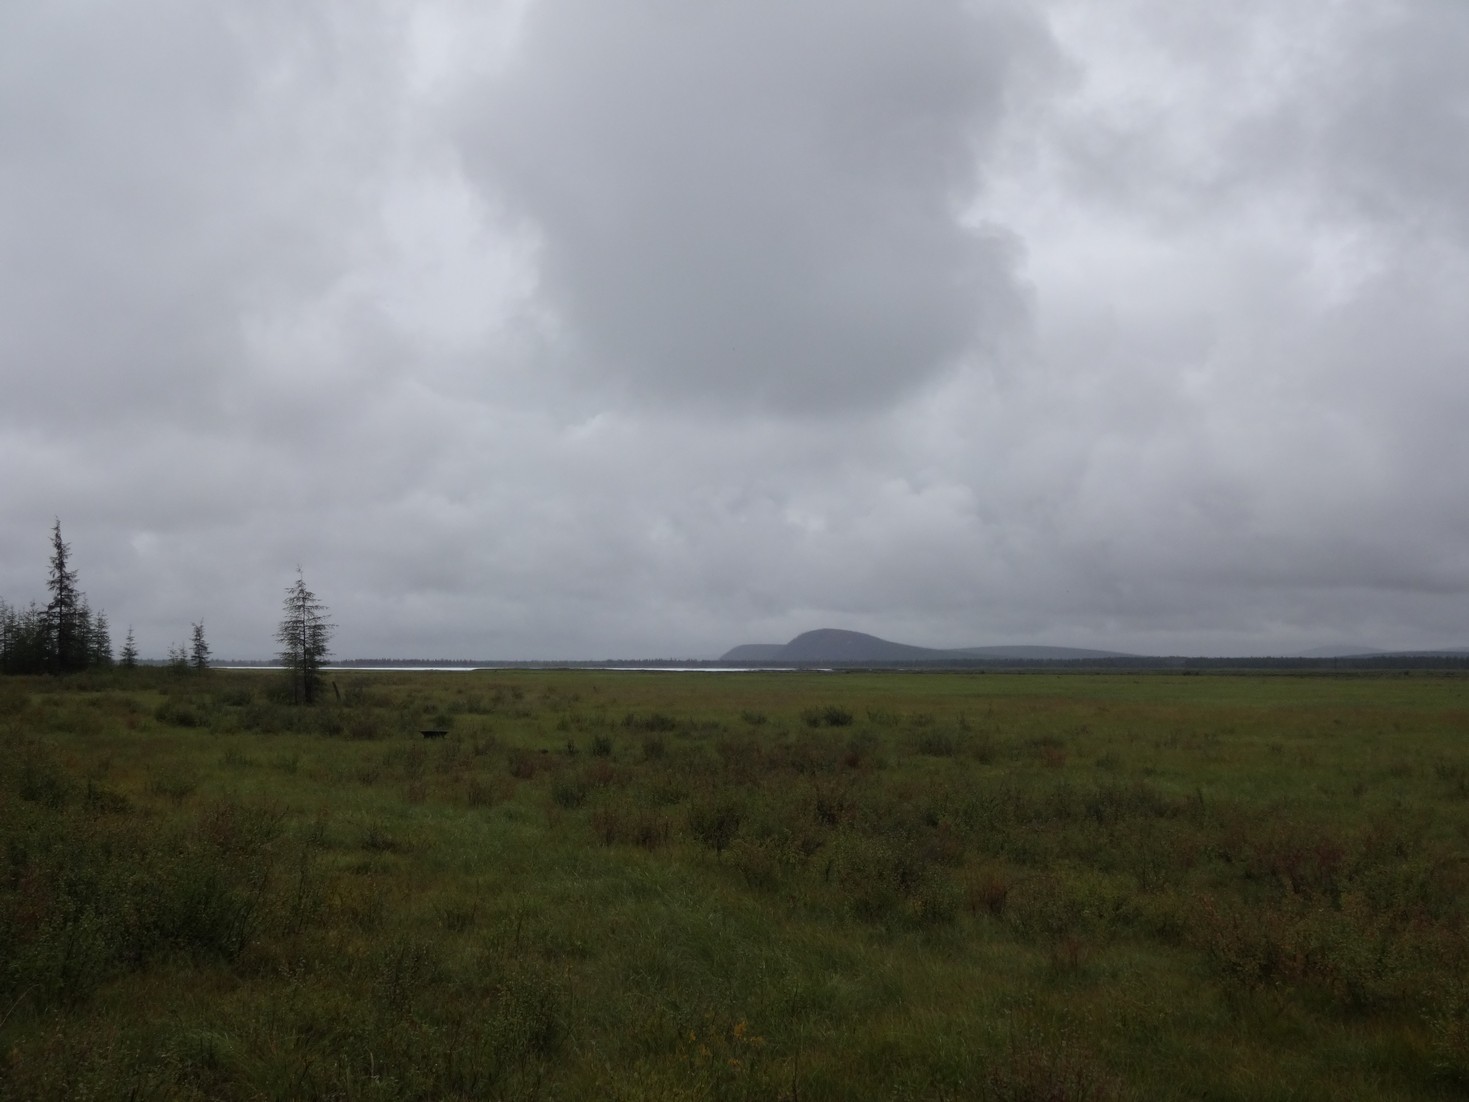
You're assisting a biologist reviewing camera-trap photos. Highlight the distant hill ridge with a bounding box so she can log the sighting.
[719,628,1132,664]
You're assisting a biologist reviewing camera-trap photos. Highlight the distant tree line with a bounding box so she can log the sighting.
[2,522,337,706]
[0,520,212,677]
[1,521,113,675]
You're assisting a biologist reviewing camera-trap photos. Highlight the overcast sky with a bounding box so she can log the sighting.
[3,1,1468,660]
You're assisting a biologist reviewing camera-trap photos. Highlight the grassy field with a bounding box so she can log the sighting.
[2,667,1467,1100]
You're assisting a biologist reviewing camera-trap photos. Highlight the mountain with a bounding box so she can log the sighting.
[718,628,1133,664]
[779,629,939,663]
[720,643,789,662]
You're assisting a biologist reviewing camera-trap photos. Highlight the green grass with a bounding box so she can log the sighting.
[2,667,1468,1099]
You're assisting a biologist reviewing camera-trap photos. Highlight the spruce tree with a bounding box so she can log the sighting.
[276,570,333,704]
[120,627,139,669]
[46,519,84,673]
[190,621,210,672]
[89,609,113,667]
[0,600,11,674]
[0,600,13,674]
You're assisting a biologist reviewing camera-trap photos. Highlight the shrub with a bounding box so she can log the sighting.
[830,834,906,921]
[729,837,783,890]
[590,806,627,845]
[197,799,284,853]
[18,751,71,809]
[801,705,854,728]
[154,699,208,729]
[83,780,131,815]
[146,848,271,963]
[970,733,998,763]
[687,798,744,856]
[486,961,567,1070]
[148,772,199,804]
[985,1033,1118,1102]
[632,811,669,850]
[623,712,679,732]
[360,821,401,852]
[1431,992,1469,1087]
[966,870,1012,917]
[346,713,386,740]
[372,935,444,1012]
[1433,760,1469,799]
[0,683,29,717]
[551,777,588,809]
[915,730,958,757]
[909,874,960,927]
[464,778,497,807]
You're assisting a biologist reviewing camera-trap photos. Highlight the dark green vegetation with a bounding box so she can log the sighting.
[3,669,1467,1099]
[1,521,114,676]
[1,520,220,679]
[276,572,334,705]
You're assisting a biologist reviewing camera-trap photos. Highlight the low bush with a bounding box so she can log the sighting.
[154,699,208,729]
[915,730,958,757]
[551,777,588,809]
[687,797,744,856]
[801,705,854,728]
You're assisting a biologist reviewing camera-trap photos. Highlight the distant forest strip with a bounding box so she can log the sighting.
[325,655,1469,672]
[2,520,121,676]
[1,520,207,676]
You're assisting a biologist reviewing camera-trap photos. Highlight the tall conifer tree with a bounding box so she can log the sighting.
[190,621,210,672]
[276,570,333,704]
[120,626,139,669]
[46,519,84,674]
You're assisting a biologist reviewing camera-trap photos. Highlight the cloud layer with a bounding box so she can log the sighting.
[468,0,1049,413]
[2,1,1467,659]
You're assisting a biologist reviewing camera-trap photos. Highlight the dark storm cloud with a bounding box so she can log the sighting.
[464,0,1054,413]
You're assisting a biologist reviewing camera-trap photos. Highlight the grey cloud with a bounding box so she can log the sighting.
[965,0,1469,638]
[4,0,1469,663]
[1310,3,1469,235]
[462,0,1055,414]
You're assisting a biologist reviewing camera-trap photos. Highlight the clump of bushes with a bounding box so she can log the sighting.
[687,798,744,856]
[915,730,958,757]
[551,777,589,809]
[623,711,679,732]
[801,705,854,728]
[154,698,209,728]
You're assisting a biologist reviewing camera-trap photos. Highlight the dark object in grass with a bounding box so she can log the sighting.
[421,729,449,740]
